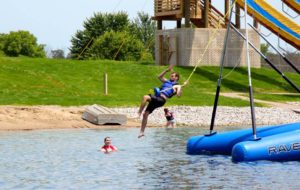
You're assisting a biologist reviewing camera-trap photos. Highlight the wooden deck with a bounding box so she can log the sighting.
[82,104,127,125]
[153,0,226,28]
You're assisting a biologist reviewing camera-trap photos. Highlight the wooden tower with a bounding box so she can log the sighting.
[152,0,239,29]
[152,0,260,68]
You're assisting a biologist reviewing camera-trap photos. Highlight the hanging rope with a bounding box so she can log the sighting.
[113,37,127,60]
[221,55,242,79]
[77,38,94,59]
[141,0,149,12]
[112,0,123,12]
[184,0,239,84]
[139,36,155,60]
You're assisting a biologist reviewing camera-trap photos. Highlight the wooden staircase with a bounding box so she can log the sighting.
[192,0,226,28]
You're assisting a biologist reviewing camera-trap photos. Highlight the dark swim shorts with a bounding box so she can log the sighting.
[145,94,166,114]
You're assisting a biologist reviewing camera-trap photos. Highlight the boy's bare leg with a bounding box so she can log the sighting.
[138,95,151,117]
[138,111,150,138]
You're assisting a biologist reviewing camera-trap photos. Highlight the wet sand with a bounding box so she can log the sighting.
[0,105,299,131]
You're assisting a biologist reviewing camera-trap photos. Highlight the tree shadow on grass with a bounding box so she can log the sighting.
[236,68,297,92]
[179,66,248,92]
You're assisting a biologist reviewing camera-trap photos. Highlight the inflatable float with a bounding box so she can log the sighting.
[187,122,300,162]
[185,0,300,162]
[232,130,300,162]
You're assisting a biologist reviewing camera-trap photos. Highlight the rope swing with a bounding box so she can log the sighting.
[184,0,239,85]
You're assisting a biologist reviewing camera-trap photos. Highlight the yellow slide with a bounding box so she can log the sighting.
[283,0,300,14]
[236,0,300,50]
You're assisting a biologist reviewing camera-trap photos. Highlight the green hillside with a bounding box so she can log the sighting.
[0,56,299,107]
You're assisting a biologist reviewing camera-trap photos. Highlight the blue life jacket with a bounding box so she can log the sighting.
[160,80,178,98]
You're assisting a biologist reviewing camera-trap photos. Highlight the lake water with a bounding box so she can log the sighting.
[0,127,299,190]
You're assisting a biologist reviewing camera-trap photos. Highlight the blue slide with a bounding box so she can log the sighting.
[236,0,300,49]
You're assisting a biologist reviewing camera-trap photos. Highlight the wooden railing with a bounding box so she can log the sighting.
[154,0,226,28]
[190,0,202,18]
[199,0,226,28]
[154,0,182,17]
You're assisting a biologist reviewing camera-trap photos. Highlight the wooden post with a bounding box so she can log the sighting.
[204,0,209,28]
[184,0,191,27]
[159,35,164,65]
[253,19,258,28]
[235,4,241,29]
[225,0,229,24]
[103,73,108,95]
[177,19,182,28]
[157,20,162,30]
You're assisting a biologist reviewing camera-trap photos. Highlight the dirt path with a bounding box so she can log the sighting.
[221,92,300,114]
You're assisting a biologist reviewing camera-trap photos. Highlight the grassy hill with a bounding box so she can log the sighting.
[0,56,299,107]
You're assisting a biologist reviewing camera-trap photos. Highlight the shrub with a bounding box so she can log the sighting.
[1,30,45,57]
[89,31,144,61]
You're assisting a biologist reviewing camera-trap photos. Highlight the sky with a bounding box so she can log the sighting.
[0,0,153,53]
[0,0,299,54]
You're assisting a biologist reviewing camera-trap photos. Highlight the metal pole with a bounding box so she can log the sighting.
[244,0,257,140]
[207,0,234,135]
[248,24,300,74]
[230,24,300,93]
[104,73,108,95]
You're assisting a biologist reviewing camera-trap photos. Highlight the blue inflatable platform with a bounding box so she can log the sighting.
[232,130,300,162]
[187,122,300,162]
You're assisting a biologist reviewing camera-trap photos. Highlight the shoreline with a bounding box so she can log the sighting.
[0,105,299,131]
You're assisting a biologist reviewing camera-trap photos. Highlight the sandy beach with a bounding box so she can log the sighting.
[0,105,140,131]
[0,105,299,130]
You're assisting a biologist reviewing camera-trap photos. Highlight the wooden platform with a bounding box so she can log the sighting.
[293,109,300,114]
[82,104,127,125]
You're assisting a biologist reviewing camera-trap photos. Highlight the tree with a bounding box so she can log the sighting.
[1,30,45,57]
[69,12,130,59]
[260,43,270,55]
[0,33,5,56]
[89,31,144,61]
[130,12,156,59]
[51,49,65,59]
[69,30,89,59]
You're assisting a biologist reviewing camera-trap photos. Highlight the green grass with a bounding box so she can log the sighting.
[0,56,299,107]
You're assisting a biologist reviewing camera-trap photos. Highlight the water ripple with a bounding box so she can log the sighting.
[0,128,300,189]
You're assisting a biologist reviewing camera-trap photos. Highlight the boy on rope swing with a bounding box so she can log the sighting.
[138,65,188,138]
